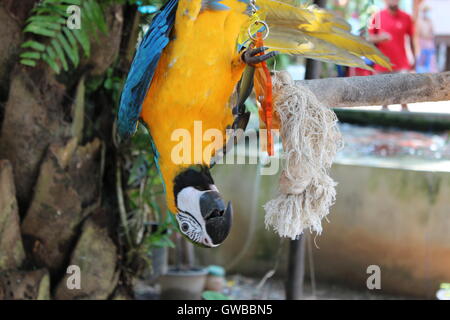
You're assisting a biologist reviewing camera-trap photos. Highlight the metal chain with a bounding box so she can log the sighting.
[249,0,257,15]
[247,0,270,41]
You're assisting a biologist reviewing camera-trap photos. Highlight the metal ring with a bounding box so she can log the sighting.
[248,20,270,41]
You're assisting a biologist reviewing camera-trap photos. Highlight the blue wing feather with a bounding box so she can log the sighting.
[202,0,230,11]
[118,0,178,139]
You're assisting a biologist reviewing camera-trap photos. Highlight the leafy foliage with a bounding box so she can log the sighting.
[20,0,168,73]
[121,124,177,274]
[126,125,176,244]
[358,0,377,35]
[20,0,108,73]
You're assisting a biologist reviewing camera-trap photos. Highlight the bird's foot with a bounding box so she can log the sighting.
[241,46,278,67]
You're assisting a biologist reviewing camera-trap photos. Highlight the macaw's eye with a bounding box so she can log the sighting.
[181,223,189,232]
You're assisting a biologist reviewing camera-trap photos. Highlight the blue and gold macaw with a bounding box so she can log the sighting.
[118,0,390,247]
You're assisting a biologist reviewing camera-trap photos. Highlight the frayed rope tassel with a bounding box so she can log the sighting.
[264,71,343,240]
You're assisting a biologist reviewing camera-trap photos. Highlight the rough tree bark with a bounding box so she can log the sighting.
[297,72,450,107]
[0,1,134,300]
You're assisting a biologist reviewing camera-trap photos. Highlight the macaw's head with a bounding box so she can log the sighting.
[173,166,233,248]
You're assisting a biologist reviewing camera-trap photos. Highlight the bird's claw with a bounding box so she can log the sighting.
[231,111,250,131]
[242,46,278,67]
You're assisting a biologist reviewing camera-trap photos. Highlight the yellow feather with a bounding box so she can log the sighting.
[301,4,352,32]
[247,0,391,70]
[257,0,315,25]
[306,29,390,69]
[266,27,374,69]
[238,13,264,47]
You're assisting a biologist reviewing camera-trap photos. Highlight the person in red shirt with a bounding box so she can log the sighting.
[368,0,415,111]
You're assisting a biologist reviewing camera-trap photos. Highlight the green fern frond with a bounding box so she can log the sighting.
[20,59,38,67]
[57,31,80,66]
[20,52,41,60]
[42,53,61,73]
[73,28,91,56]
[20,0,108,74]
[21,41,46,52]
[51,38,69,71]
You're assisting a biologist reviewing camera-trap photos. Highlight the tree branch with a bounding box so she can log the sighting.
[296,72,450,108]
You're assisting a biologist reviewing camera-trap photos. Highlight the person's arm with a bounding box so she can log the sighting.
[409,36,416,68]
[368,32,391,44]
[407,15,416,69]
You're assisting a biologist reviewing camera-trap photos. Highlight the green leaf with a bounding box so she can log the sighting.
[20,0,113,73]
[42,53,61,74]
[51,39,68,71]
[86,75,105,92]
[21,41,46,52]
[33,6,70,17]
[57,32,79,66]
[27,15,66,25]
[20,59,37,67]
[20,51,41,60]
[32,4,69,16]
[46,45,57,59]
[80,2,98,38]
[62,27,79,57]
[30,21,61,33]
[72,29,90,56]
[104,78,113,90]
[24,24,56,37]
[87,0,108,33]
[61,0,82,5]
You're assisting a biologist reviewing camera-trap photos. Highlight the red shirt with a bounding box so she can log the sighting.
[369,9,414,72]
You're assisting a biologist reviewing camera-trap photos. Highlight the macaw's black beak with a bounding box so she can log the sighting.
[199,191,233,246]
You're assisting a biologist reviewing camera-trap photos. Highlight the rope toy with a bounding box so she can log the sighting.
[263,71,343,239]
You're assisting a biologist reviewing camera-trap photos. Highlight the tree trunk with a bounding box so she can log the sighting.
[0,1,134,299]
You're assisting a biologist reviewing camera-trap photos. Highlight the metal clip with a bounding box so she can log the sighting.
[247,20,270,41]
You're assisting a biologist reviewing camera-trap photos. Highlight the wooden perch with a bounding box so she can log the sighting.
[296,72,450,108]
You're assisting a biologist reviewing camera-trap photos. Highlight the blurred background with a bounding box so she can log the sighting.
[0,0,449,300]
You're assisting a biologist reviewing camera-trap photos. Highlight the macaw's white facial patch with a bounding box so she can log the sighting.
[176,210,203,244]
[176,187,205,220]
[176,186,217,246]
